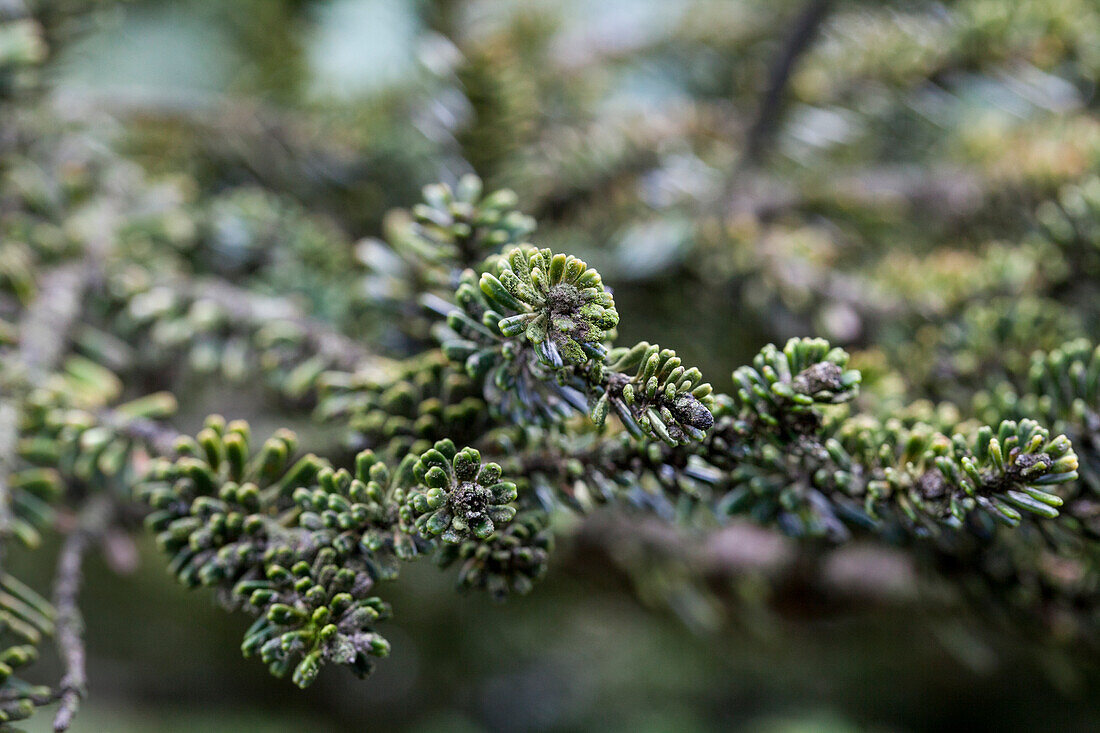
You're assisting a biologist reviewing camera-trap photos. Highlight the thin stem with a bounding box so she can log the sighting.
[0,402,16,547]
[50,495,113,733]
[741,0,833,166]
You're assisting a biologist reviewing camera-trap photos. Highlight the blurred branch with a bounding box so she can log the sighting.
[742,0,833,165]
[1,208,114,554]
[170,277,383,374]
[16,262,93,378]
[59,89,378,196]
[728,165,987,221]
[0,0,27,22]
[51,494,112,732]
[98,411,182,459]
[0,403,15,549]
[576,513,920,606]
[0,263,87,545]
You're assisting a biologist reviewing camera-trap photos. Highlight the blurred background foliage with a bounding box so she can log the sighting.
[5,0,1100,730]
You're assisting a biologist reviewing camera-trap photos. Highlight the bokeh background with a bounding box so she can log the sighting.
[7,0,1100,730]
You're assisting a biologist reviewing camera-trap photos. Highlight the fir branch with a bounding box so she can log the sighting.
[0,262,86,545]
[0,401,15,550]
[1,232,111,552]
[95,270,390,408]
[741,0,834,165]
[15,261,92,376]
[130,419,529,686]
[51,494,112,733]
[168,277,378,375]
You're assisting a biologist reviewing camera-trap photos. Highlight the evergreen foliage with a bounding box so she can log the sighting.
[1,0,1100,729]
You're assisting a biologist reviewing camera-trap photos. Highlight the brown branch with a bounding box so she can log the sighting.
[50,494,112,732]
[0,401,16,546]
[741,0,833,165]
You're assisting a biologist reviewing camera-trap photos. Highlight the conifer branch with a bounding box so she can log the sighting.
[51,494,112,733]
[3,169,1089,706]
[742,0,833,165]
[1,222,112,555]
[169,277,379,374]
[4,2,1100,714]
